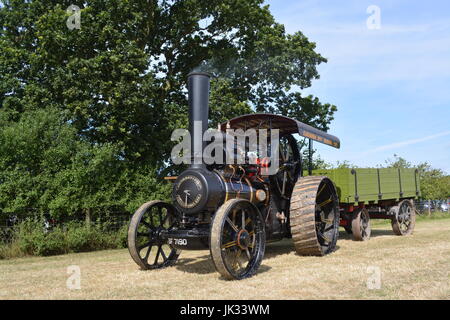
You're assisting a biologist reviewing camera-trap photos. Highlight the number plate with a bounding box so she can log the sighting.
[168,238,188,246]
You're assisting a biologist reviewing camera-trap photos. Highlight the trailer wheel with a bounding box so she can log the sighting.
[128,201,181,270]
[210,199,265,280]
[392,200,416,236]
[290,176,340,256]
[352,208,371,241]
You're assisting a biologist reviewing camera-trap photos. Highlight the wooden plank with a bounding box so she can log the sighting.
[307,168,420,204]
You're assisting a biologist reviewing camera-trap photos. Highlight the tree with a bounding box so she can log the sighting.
[384,154,412,169]
[0,107,169,219]
[416,163,449,200]
[301,149,332,171]
[0,0,336,163]
[384,155,449,200]
[0,1,338,217]
[334,160,357,169]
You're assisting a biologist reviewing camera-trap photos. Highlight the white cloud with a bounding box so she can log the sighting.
[302,20,450,36]
[267,0,450,173]
[271,1,450,85]
[368,131,450,152]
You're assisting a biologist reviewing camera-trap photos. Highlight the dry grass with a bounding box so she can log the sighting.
[0,218,449,300]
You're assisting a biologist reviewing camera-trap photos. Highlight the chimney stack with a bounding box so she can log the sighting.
[187,72,211,168]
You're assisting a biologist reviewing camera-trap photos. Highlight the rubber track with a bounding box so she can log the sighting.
[290,176,325,256]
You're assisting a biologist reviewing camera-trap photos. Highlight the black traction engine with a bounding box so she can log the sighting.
[128,72,341,280]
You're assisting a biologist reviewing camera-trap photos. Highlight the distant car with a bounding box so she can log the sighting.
[422,202,432,210]
[440,202,449,211]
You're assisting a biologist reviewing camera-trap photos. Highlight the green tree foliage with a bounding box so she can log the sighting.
[418,165,450,200]
[0,1,337,218]
[0,108,169,218]
[0,0,336,160]
[301,148,332,171]
[333,160,357,169]
[384,155,412,169]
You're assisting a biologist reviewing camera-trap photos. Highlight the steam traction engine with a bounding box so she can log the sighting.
[127,72,341,280]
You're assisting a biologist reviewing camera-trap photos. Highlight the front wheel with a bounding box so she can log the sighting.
[210,199,266,280]
[128,201,181,270]
[352,208,371,241]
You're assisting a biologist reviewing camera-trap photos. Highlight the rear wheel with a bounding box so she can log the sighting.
[352,208,371,241]
[128,201,181,270]
[392,200,416,236]
[290,176,340,256]
[210,199,265,280]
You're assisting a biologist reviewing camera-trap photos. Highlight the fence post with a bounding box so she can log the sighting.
[428,200,431,216]
[85,208,91,228]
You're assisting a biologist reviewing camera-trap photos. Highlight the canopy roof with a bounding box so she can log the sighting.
[220,113,340,149]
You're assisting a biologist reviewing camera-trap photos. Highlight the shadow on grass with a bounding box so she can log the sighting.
[174,237,346,275]
[264,238,342,258]
[264,240,294,259]
[217,265,272,280]
[175,253,273,276]
[338,228,396,241]
[176,254,215,274]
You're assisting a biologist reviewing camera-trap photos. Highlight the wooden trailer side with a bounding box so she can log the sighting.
[308,168,420,204]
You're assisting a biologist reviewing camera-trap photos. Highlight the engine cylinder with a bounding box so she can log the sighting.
[172,168,266,215]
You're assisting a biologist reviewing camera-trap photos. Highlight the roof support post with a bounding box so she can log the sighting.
[308,139,313,176]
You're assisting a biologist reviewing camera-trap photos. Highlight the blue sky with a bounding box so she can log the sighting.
[265,0,450,173]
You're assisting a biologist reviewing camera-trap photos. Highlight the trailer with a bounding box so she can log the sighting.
[310,168,420,240]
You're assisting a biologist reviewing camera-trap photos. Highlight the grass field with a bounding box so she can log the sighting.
[0,217,449,300]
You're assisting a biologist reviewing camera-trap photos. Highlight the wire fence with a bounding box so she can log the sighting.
[0,213,131,244]
[0,227,14,244]
[414,200,450,215]
[1,201,448,243]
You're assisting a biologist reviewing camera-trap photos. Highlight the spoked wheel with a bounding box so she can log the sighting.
[392,200,416,236]
[128,200,181,270]
[290,176,340,256]
[210,199,266,280]
[352,208,371,241]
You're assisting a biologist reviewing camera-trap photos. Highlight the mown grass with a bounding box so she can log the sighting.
[0,215,448,300]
